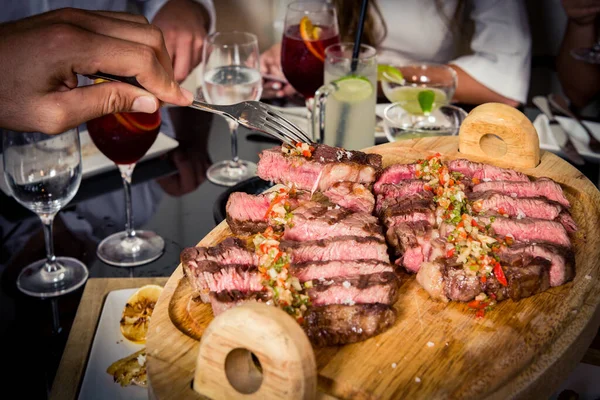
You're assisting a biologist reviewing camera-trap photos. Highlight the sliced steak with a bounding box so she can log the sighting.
[185,263,263,302]
[416,262,448,302]
[443,264,481,302]
[280,236,390,264]
[556,211,578,233]
[209,291,271,316]
[307,273,399,306]
[374,163,418,193]
[180,237,256,267]
[497,243,575,287]
[448,159,529,182]
[257,146,382,192]
[472,178,570,208]
[285,204,384,242]
[376,180,427,202]
[386,222,433,273]
[290,260,395,282]
[304,304,397,347]
[226,192,270,234]
[379,196,436,227]
[323,182,375,213]
[484,263,551,301]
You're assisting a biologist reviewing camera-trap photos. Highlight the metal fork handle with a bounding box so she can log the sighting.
[189,100,234,120]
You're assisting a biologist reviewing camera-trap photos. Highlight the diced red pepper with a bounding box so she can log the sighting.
[467,300,489,309]
[489,293,497,300]
[498,207,506,215]
[448,179,455,187]
[472,177,481,185]
[302,150,311,157]
[494,262,508,286]
[457,221,464,228]
[446,248,455,258]
[480,275,487,283]
[471,220,478,227]
[505,236,514,246]
[424,184,432,191]
[475,309,485,319]
[297,316,305,324]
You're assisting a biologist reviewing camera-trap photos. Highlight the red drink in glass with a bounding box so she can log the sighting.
[86,111,161,165]
[281,24,340,99]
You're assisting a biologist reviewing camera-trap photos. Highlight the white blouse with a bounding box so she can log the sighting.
[376,0,531,103]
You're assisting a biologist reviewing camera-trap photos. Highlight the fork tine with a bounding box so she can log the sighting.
[259,123,295,147]
[259,104,313,143]
[265,113,312,145]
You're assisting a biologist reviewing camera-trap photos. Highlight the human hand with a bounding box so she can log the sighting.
[153,0,209,83]
[260,43,297,99]
[0,8,193,135]
[561,0,600,25]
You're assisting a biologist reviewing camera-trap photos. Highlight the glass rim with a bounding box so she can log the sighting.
[206,31,258,46]
[325,42,377,61]
[395,62,458,81]
[287,0,336,13]
[383,101,468,120]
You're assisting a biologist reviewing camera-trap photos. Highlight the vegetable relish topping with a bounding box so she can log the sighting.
[253,227,310,323]
[264,187,294,227]
[281,142,314,158]
[415,154,511,318]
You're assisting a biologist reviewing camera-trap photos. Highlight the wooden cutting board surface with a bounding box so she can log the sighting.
[146,135,600,400]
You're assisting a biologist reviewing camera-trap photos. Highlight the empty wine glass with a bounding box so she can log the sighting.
[201,31,263,186]
[2,128,88,300]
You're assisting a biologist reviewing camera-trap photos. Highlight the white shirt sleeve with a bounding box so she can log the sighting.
[141,0,216,33]
[449,0,531,104]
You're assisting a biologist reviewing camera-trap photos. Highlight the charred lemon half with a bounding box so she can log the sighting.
[120,285,163,344]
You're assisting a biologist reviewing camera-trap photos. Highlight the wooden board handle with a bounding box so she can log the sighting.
[458,103,540,169]
[193,302,317,399]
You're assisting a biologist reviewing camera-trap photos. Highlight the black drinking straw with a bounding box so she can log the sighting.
[351,0,369,73]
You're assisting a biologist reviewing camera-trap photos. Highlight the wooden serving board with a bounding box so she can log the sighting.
[147,107,600,399]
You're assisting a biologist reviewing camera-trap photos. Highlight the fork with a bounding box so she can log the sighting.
[548,93,600,153]
[86,73,313,147]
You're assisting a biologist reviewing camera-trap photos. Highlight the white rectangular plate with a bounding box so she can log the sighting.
[0,130,179,197]
[78,288,148,400]
[533,114,600,162]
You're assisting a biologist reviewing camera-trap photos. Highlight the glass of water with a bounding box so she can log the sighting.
[2,128,88,298]
[313,43,377,150]
[201,31,263,186]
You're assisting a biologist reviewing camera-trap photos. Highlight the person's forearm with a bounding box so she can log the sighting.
[448,65,521,108]
[556,19,600,109]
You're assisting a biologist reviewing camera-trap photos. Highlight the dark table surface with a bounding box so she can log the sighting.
[1,101,599,398]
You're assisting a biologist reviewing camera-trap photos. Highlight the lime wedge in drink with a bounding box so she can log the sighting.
[377,64,405,84]
[385,87,447,114]
[332,75,374,103]
[418,90,436,115]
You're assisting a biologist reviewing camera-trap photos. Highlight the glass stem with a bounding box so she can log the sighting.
[51,298,62,335]
[118,164,136,238]
[227,119,240,167]
[305,97,315,141]
[40,213,58,272]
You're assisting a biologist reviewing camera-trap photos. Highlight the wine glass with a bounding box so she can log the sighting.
[281,1,340,139]
[2,128,89,300]
[571,38,600,64]
[86,102,164,267]
[201,31,263,186]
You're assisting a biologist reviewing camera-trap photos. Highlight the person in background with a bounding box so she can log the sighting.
[261,0,532,108]
[556,0,600,110]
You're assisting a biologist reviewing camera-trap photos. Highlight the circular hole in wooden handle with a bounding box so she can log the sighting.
[225,348,264,394]
[479,133,508,158]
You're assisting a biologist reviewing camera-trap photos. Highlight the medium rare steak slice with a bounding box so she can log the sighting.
[472,178,570,208]
[185,263,263,302]
[379,196,436,227]
[307,273,399,306]
[285,204,383,241]
[386,222,434,273]
[497,243,575,287]
[290,260,394,282]
[483,263,551,301]
[257,145,382,192]
[439,216,571,248]
[323,182,375,213]
[226,192,270,234]
[448,159,529,182]
[304,303,397,347]
[209,291,271,316]
[374,163,418,193]
[280,236,390,264]
[376,180,428,202]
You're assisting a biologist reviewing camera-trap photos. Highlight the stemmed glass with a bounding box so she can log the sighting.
[201,31,263,186]
[3,128,89,330]
[86,97,164,267]
[281,1,340,139]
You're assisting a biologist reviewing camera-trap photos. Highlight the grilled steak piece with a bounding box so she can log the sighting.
[376,180,427,202]
[448,159,529,182]
[374,163,418,193]
[443,264,481,302]
[209,291,271,316]
[304,303,397,347]
[386,222,433,273]
[290,260,395,282]
[285,203,384,242]
[472,178,570,208]
[226,192,270,234]
[323,182,375,213]
[257,145,382,192]
[483,263,551,301]
[416,262,448,302]
[307,273,399,306]
[379,196,436,227]
[497,243,575,287]
[556,211,578,233]
[280,236,390,264]
[180,237,256,267]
